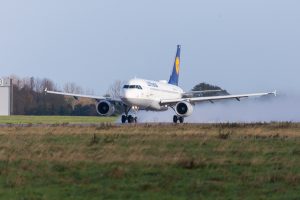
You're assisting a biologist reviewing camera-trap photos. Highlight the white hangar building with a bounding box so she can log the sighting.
[0,78,13,116]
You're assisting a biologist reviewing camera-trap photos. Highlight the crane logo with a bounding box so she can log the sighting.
[175,57,180,74]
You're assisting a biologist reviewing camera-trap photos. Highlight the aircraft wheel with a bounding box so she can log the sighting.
[134,117,137,123]
[121,115,127,123]
[128,115,134,123]
[173,115,178,123]
[179,116,184,123]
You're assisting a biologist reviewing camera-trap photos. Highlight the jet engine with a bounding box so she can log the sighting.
[175,101,194,117]
[96,100,115,116]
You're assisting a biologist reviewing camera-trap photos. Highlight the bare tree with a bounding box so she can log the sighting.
[34,78,44,93]
[10,74,22,89]
[63,82,83,94]
[85,88,94,95]
[41,78,55,91]
[107,80,125,99]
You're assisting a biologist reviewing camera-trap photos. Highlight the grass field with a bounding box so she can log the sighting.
[0,115,117,124]
[0,122,300,199]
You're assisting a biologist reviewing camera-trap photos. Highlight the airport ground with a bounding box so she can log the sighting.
[0,116,300,199]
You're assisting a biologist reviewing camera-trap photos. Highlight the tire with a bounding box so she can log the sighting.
[128,115,133,123]
[179,116,184,123]
[173,115,178,123]
[121,115,127,123]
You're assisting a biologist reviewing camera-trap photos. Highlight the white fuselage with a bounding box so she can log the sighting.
[120,78,183,111]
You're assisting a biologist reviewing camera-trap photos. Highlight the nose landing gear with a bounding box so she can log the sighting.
[121,114,137,123]
[121,105,138,124]
[173,115,184,123]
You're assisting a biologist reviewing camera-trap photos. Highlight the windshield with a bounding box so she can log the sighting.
[123,85,142,89]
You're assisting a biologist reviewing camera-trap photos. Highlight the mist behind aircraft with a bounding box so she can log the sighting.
[134,93,300,123]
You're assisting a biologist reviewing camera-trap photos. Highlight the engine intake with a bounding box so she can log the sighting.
[96,100,115,116]
[175,101,193,117]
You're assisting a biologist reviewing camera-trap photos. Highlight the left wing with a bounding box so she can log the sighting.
[45,88,122,102]
[161,91,276,105]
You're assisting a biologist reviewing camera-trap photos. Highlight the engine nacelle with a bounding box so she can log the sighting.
[175,101,194,117]
[96,100,115,116]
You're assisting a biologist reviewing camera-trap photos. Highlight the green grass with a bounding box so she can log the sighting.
[0,115,117,124]
[0,124,300,199]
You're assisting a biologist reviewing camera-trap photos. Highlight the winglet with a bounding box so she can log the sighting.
[269,90,277,96]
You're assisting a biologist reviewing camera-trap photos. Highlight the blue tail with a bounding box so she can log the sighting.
[168,45,181,86]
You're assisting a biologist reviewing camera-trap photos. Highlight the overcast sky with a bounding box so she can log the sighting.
[0,0,299,95]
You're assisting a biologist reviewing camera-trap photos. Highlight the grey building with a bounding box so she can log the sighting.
[0,78,13,116]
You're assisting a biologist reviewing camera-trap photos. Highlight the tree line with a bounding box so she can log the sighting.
[11,76,97,116]
[192,82,229,96]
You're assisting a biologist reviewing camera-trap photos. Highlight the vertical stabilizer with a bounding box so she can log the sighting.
[168,45,181,86]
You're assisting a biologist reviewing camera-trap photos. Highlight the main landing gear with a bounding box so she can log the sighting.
[121,114,137,123]
[121,105,137,124]
[173,115,184,123]
[170,106,184,124]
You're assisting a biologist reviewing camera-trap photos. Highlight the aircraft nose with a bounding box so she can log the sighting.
[123,90,135,99]
[121,88,141,101]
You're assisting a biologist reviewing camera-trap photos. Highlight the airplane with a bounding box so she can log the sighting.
[45,45,276,123]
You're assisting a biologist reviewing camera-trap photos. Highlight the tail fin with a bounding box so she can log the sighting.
[168,45,181,86]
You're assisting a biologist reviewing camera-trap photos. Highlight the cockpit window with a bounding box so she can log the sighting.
[123,85,142,90]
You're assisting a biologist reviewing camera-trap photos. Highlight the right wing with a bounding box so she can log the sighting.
[45,88,122,102]
[161,91,276,105]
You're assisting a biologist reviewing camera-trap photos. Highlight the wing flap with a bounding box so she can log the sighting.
[182,89,224,97]
[183,89,223,94]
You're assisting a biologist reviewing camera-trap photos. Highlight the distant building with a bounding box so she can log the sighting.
[0,78,13,116]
